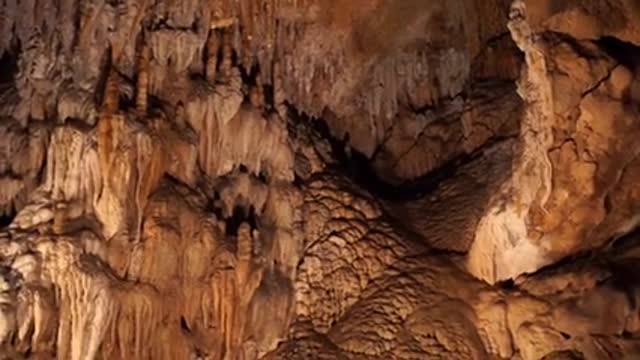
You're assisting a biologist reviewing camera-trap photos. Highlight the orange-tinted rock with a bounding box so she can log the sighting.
[1,0,640,359]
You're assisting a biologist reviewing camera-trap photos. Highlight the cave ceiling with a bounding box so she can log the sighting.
[1,0,640,359]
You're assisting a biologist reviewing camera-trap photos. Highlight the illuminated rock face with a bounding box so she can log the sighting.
[1,0,640,359]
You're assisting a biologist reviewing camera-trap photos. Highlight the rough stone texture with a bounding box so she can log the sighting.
[468,0,640,283]
[1,0,640,359]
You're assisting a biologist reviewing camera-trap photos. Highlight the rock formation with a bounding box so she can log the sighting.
[1,0,640,359]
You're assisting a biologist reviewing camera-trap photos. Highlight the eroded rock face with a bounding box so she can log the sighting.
[468,0,640,284]
[1,0,640,359]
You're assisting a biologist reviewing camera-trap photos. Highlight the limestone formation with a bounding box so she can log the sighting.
[1,0,640,359]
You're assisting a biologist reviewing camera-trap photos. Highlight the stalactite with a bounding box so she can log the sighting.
[34,239,116,360]
[206,31,220,83]
[136,40,151,116]
[220,29,234,80]
[97,51,120,175]
[104,284,165,360]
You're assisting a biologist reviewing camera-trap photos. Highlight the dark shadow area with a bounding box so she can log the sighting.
[610,225,640,251]
[497,278,515,291]
[180,316,192,334]
[0,204,16,228]
[225,204,258,237]
[0,50,18,85]
[520,226,640,284]
[596,36,640,69]
[288,103,515,202]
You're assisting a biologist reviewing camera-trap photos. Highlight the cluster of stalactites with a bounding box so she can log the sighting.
[1,0,477,152]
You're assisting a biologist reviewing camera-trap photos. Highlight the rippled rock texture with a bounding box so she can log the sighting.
[1,0,640,359]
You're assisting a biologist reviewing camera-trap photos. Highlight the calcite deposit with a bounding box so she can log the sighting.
[1,0,640,359]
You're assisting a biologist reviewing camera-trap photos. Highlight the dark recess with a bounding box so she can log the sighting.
[180,316,191,333]
[0,202,16,228]
[0,213,14,228]
[0,48,19,85]
[225,205,258,237]
[596,36,640,65]
[288,104,513,202]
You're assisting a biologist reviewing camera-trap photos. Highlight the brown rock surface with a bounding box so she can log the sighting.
[1,0,640,359]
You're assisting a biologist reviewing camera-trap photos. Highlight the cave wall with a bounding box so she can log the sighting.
[1,0,640,359]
